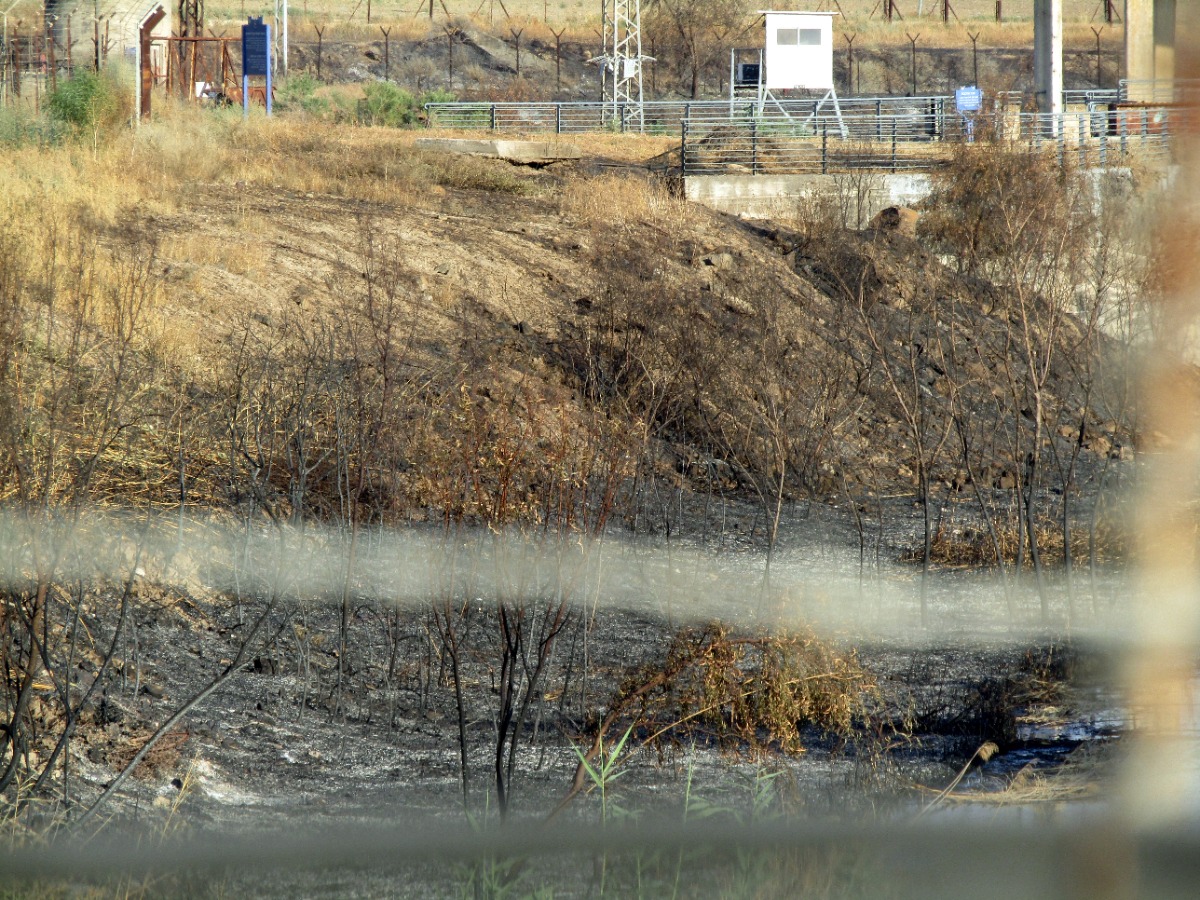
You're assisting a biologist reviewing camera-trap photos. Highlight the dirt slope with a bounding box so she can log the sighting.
[144,140,1128,523]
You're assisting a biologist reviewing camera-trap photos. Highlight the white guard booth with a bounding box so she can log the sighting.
[762,10,835,91]
[756,10,845,136]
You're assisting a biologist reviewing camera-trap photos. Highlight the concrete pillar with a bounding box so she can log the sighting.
[1154,0,1176,89]
[1033,0,1062,115]
[1125,0,1178,101]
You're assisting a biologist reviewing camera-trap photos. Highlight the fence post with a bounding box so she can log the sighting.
[555,102,561,134]
[1100,125,1107,167]
[821,121,828,174]
[751,118,758,174]
[1078,113,1086,169]
[681,120,688,177]
[891,120,898,172]
[876,99,883,142]
[620,102,627,133]
[490,103,497,132]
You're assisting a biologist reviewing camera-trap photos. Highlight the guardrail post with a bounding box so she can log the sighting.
[1078,114,1087,169]
[751,119,759,174]
[555,103,562,134]
[681,120,688,177]
[821,122,828,174]
[490,103,497,132]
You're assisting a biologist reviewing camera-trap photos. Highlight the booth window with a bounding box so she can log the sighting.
[775,28,822,46]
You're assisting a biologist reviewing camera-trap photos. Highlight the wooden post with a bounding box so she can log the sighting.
[844,33,856,95]
[315,24,324,80]
[381,25,390,81]
[551,27,564,95]
[46,21,57,93]
[511,27,522,78]
[906,32,920,95]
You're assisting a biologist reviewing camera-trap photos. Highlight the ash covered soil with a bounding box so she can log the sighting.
[66,497,1122,839]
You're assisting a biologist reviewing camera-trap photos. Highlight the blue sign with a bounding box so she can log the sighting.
[955,86,983,113]
[242,17,270,77]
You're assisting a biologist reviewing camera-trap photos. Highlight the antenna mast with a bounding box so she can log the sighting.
[597,0,646,129]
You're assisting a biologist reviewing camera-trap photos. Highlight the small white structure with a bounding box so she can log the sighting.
[761,10,835,92]
[732,11,845,135]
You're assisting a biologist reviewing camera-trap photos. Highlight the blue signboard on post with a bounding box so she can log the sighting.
[954,86,983,113]
[243,18,269,75]
[955,85,982,142]
[241,17,272,116]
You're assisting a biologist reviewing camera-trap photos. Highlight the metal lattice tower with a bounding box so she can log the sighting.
[597,0,646,129]
[178,0,202,38]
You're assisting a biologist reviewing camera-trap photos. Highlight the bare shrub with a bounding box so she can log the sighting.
[588,623,874,760]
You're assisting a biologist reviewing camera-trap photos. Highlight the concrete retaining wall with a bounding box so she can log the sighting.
[684,173,933,220]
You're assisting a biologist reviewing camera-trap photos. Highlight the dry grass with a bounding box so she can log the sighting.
[902,520,1128,568]
[189,0,1127,51]
[559,170,693,233]
[0,103,554,513]
[206,0,599,30]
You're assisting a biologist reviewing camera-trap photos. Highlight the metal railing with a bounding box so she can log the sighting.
[1118,77,1200,103]
[424,95,952,135]
[678,108,1181,176]
[1062,88,1121,109]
